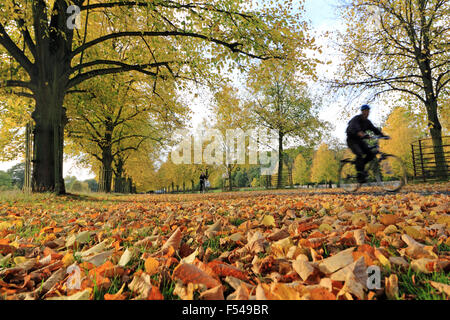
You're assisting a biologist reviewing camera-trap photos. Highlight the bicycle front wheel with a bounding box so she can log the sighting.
[376,154,407,192]
[339,160,359,192]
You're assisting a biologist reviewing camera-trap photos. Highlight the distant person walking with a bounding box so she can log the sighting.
[199,169,209,193]
[199,171,206,193]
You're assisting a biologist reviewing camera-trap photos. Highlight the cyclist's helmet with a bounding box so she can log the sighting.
[361,104,370,111]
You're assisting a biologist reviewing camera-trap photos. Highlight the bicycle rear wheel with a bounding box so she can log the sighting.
[339,160,360,192]
[376,154,407,192]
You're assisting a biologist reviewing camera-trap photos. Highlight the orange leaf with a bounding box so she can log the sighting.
[147,286,164,300]
[144,257,160,275]
[208,261,248,281]
[309,287,336,300]
[379,214,399,226]
[298,223,319,233]
[172,263,221,289]
[104,292,127,300]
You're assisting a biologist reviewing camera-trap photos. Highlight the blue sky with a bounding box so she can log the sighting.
[303,0,339,27]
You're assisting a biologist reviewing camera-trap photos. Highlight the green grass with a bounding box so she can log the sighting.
[369,235,381,248]
[397,268,449,300]
[436,243,450,254]
[230,218,246,227]
[92,275,123,300]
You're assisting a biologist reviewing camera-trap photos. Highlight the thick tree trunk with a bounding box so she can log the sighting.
[419,46,447,179]
[114,158,124,193]
[99,154,113,193]
[425,97,447,180]
[31,91,66,194]
[429,119,447,179]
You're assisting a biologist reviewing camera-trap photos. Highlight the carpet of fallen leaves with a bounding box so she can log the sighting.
[0,183,449,300]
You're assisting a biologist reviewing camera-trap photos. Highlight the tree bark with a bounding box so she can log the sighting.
[427,100,447,179]
[228,165,233,191]
[31,90,66,194]
[277,133,284,189]
[99,152,113,193]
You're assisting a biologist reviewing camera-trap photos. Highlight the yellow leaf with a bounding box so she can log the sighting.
[144,257,160,275]
[319,223,333,232]
[374,249,391,268]
[322,202,331,210]
[404,226,425,241]
[14,256,28,265]
[62,253,75,267]
[13,220,23,228]
[0,222,12,231]
[261,215,275,227]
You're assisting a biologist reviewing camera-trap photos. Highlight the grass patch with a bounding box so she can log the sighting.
[93,276,123,300]
[369,235,381,248]
[397,268,449,300]
[230,218,246,227]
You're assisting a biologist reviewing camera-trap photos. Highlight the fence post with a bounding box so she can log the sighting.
[418,139,426,182]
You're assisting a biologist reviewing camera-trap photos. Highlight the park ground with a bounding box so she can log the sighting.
[0,182,449,300]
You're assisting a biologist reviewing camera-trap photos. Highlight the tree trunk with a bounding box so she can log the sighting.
[99,154,113,193]
[114,158,125,193]
[424,99,447,180]
[277,133,284,189]
[31,91,66,194]
[228,165,233,191]
[419,43,447,179]
[429,122,447,179]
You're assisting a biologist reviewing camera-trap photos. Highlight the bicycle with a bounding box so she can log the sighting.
[338,136,407,193]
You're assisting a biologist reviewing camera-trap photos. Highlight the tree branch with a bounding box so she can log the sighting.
[70,30,262,61]
[0,23,34,76]
[66,64,160,89]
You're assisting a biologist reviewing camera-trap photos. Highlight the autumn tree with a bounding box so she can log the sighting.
[293,153,310,185]
[380,106,422,176]
[0,0,311,194]
[310,143,339,184]
[334,0,449,178]
[210,85,253,191]
[66,73,187,192]
[246,60,325,188]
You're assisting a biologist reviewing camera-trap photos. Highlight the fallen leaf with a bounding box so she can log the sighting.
[318,247,355,274]
[172,263,221,289]
[144,257,160,275]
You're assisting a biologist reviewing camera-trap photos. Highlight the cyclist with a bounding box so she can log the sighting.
[346,105,389,183]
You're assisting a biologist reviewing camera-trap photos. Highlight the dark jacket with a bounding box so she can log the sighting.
[346,115,382,139]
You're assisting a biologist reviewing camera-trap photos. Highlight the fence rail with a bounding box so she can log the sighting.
[411,136,449,181]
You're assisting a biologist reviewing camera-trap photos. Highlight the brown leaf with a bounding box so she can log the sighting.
[160,227,182,253]
[172,263,221,289]
[385,274,398,300]
[379,214,399,226]
[199,285,224,300]
[428,281,450,297]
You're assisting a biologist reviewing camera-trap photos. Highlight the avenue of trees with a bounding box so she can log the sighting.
[0,0,311,193]
[0,0,448,194]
